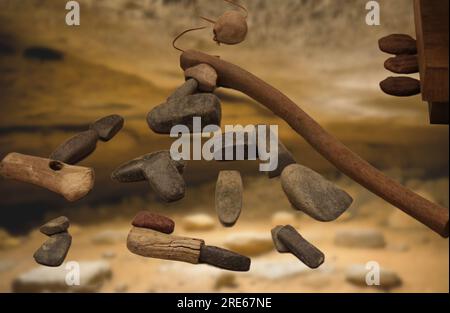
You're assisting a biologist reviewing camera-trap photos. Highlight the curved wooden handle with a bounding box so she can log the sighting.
[180,50,449,238]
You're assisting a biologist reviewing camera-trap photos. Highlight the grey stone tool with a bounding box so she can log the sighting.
[215,171,243,227]
[281,164,353,222]
[213,130,258,161]
[50,130,99,165]
[256,125,297,178]
[199,245,251,272]
[277,225,324,269]
[90,114,124,142]
[50,114,124,165]
[147,79,221,134]
[33,232,72,267]
[167,78,199,102]
[40,216,70,236]
[111,151,186,202]
[271,225,290,253]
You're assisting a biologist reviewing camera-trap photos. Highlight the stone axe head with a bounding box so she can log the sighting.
[111,151,186,202]
[147,93,221,135]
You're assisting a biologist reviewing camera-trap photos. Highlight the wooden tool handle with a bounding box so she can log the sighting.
[0,153,94,202]
[127,227,204,264]
[180,50,449,238]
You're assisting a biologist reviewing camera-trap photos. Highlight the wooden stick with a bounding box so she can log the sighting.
[0,153,94,202]
[127,227,204,264]
[180,50,449,238]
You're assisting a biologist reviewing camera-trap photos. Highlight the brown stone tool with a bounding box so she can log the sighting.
[184,63,218,92]
[180,50,449,238]
[0,153,94,202]
[215,170,243,227]
[127,227,250,271]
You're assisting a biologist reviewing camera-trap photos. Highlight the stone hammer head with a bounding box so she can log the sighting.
[111,151,186,202]
[147,91,222,134]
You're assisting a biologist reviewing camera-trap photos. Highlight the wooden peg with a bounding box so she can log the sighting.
[0,153,94,202]
[379,34,417,55]
[384,55,419,74]
[380,76,421,97]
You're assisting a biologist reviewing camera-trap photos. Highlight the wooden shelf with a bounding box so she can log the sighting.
[414,0,449,124]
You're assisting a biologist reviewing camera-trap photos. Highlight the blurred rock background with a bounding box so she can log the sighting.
[0,0,448,292]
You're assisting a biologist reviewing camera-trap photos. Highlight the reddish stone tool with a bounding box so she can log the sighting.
[180,50,449,238]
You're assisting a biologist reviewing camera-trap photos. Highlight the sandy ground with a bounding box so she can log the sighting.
[0,175,448,293]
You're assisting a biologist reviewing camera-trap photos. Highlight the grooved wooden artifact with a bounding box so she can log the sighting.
[127,227,204,264]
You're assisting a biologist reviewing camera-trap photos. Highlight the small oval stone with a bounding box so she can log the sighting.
[281,164,353,222]
[131,211,175,234]
[33,232,72,267]
[90,114,124,142]
[167,79,198,102]
[147,94,221,134]
[215,171,243,227]
[40,216,70,236]
[50,130,98,165]
[184,64,218,92]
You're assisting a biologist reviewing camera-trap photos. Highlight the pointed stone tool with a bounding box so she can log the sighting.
[277,225,324,269]
[147,93,221,134]
[112,151,186,202]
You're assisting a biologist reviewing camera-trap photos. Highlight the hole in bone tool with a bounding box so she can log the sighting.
[49,161,64,171]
